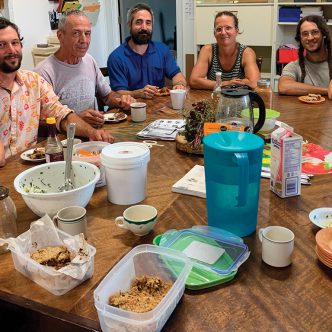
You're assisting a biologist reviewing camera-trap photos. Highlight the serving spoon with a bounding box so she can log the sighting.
[61,123,76,192]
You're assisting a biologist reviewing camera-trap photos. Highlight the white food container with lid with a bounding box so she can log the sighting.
[73,141,111,187]
[100,142,150,205]
[94,244,192,332]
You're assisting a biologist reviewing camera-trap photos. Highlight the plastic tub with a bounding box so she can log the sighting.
[73,141,111,187]
[94,244,192,332]
[100,142,150,205]
[9,228,96,296]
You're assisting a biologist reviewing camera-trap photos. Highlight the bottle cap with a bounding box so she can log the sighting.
[257,79,271,87]
[216,71,222,77]
[0,186,9,200]
[46,117,56,124]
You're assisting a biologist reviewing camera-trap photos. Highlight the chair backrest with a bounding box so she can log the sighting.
[98,68,109,111]
[256,57,263,72]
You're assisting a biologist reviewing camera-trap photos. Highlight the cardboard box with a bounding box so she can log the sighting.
[270,127,303,198]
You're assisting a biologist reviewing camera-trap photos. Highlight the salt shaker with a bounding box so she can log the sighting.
[0,186,18,254]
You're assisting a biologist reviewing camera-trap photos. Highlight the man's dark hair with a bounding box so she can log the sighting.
[127,3,154,25]
[295,15,332,82]
[0,17,23,42]
[214,11,239,30]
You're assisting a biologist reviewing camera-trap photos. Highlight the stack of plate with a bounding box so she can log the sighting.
[315,228,332,268]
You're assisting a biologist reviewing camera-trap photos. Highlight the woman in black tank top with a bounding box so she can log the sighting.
[189,11,260,90]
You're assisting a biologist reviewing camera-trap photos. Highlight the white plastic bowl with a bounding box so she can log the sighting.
[14,161,100,217]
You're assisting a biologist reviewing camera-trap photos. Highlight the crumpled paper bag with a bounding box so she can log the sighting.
[0,214,93,280]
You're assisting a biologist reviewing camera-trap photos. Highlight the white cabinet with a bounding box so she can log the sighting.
[195,4,274,46]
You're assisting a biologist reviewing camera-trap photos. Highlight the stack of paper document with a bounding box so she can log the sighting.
[172,165,206,198]
[137,119,185,140]
[301,6,324,18]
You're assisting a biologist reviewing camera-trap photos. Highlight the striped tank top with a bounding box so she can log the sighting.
[207,43,246,81]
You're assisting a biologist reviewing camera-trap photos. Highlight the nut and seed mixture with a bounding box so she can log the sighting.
[109,275,173,313]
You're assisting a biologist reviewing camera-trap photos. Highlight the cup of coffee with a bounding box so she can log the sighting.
[115,205,157,236]
[53,206,87,237]
[130,102,147,122]
[170,89,186,110]
[259,226,294,267]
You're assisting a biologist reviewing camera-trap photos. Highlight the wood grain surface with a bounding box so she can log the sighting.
[0,90,332,331]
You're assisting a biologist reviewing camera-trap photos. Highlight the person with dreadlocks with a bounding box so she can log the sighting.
[278,15,332,98]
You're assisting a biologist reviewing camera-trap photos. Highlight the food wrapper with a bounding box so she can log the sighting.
[0,215,96,295]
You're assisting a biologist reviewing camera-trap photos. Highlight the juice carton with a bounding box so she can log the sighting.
[270,125,302,198]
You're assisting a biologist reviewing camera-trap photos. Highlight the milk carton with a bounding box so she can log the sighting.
[270,125,302,198]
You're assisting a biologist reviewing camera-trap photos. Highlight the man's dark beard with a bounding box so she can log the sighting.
[0,54,22,73]
[131,29,152,45]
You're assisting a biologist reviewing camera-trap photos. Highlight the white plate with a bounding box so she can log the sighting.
[309,208,332,228]
[20,148,46,162]
[104,112,127,123]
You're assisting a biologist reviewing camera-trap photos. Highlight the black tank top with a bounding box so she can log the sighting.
[207,43,246,81]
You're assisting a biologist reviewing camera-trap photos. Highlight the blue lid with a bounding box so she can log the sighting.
[158,226,249,275]
[203,131,264,152]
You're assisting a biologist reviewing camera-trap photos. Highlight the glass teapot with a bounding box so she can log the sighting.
[215,87,266,133]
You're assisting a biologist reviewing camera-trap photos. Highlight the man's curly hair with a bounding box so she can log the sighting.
[295,15,332,83]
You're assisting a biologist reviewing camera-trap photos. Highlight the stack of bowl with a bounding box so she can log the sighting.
[315,228,332,268]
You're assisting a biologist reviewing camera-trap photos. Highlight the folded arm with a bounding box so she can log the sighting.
[278,76,328,96]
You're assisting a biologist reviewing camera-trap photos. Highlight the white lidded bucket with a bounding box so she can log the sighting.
[100,142,150,205]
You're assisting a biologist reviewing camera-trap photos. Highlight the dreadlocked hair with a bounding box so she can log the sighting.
[295,15,332,83]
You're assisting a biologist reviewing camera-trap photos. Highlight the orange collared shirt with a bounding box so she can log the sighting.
[0,70,72,158]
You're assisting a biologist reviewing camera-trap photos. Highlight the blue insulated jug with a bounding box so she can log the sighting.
[203,131,264,237]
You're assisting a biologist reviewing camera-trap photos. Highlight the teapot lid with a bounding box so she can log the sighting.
[220,87,250,97]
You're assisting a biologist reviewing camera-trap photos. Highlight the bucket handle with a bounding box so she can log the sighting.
[233,152,249,207]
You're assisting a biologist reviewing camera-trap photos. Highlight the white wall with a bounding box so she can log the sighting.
[7,0,52,70]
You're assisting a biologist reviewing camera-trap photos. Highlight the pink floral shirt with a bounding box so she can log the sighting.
[0,70,72,158]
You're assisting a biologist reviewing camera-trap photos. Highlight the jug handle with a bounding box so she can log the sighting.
[234,152,249,207]
[249,91,266,133]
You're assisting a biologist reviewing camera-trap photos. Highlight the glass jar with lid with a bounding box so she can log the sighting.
[0,186,18,254]
[256,79,273,110]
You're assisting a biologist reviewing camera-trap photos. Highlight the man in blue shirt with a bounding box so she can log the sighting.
[107,3,186,99]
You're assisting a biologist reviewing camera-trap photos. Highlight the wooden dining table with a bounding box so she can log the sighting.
[1,90,332,332]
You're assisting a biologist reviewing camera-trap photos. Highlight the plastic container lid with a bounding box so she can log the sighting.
[101,142,150,169]
[158,226,249,276]
[242,108,280,119]
[257,79,271,87]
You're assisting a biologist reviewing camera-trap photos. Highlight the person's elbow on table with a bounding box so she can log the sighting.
[0,142,5,167]
[328,80,332,100]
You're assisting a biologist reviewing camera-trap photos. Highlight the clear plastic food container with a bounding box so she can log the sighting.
[9,228,96,296]
[94,244,192,332]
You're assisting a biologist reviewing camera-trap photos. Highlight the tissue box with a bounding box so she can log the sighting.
[270,127,303,198]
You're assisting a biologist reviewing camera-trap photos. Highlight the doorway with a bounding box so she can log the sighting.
[118,0,177,51]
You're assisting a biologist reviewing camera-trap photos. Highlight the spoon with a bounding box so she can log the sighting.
[61,123,76,192]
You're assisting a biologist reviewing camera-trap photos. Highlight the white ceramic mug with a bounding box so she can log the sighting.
[53,206,87,237]
[170,89,186,110]
[259,226,294,267]
[130,102,147,122]
[115,205,157,236]
[61,138,82,160]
